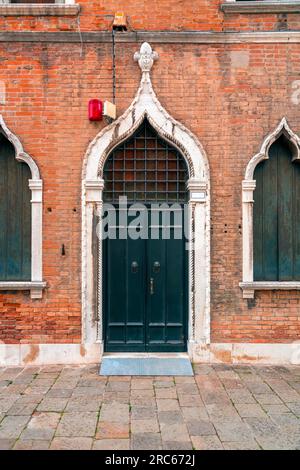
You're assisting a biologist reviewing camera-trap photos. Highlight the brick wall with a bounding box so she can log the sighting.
[0,2,300,344]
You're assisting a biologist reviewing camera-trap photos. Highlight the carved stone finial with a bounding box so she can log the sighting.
[134,42,158,73]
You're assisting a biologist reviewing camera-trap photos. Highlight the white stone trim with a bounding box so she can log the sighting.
[82,42,210,358]
[1,342,299,366]
[222,1,300,14]
[5,30,300,44]
[0,281,46,299]
[0,115,44,299]
[241,118,300,299]
[0,3,79,16]
[245,118,300,181]
[240,281,300,299]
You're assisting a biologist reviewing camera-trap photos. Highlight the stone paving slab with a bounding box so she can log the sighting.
[0,415,30,439]
[50,437,93,450]
[14,439,51,450]
[0,364,299,449]
[93,438,130,450]
[96,421,129,439]
[56,412,98,437]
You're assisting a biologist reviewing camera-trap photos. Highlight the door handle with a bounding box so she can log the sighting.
[131,261,138,273]
[150,277,154,295]
[153,261,160,273]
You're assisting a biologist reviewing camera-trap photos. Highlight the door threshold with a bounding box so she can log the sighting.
[103,352,189,358]
[100,352,193,376]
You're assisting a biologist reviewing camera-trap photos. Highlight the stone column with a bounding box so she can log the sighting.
[29,179,43,299]
[242,180,256,299]
[187,178,210,351]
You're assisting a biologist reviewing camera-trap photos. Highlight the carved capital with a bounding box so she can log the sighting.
[85,179,104,203]
[242,179,256,203]
[187,178,207,202]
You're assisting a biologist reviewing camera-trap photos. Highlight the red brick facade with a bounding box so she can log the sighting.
[0,1,300,353]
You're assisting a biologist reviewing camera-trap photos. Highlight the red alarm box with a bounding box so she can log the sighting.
[88,99,103,121]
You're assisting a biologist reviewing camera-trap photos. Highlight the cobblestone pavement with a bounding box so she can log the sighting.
[0,364,300,450]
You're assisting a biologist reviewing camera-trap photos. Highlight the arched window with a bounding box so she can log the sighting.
[240,118,300,299]
[0,133,31,280]
[253,135,300,282]
[0,116,44,298]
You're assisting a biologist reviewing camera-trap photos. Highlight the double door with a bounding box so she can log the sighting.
[103,207,188,352]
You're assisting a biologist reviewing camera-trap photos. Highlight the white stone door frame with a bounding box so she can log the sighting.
[82,43,210,358]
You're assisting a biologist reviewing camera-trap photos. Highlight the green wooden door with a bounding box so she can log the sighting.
[103,207,188,352]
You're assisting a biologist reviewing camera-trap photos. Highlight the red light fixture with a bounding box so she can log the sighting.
[88,99,103,121]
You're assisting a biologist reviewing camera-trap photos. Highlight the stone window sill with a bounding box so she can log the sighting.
[0,281,46,299]
[0,4,80,16]
[240,281,300,299]
[221,1,300,14]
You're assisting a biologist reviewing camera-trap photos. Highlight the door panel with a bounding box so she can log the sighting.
[104,211,146,352]
[147,232,187,352]
[104,208,187,352]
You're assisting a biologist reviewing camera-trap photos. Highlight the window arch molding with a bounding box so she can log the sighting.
[0,115,45,299]
[240,117,300,299]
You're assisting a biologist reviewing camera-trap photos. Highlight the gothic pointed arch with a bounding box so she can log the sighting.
[245,117,300,180]
[82,43,210,359]
[83,42,209,184]
[0,115,40,180]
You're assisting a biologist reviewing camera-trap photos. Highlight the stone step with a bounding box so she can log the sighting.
[100,353,193,376]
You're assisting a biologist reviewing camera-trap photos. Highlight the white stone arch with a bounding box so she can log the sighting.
[82,43,210,360]
[240,117,300,299]
[0,115,45,298]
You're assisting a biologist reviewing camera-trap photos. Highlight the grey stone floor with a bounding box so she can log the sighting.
[0,363,300,450]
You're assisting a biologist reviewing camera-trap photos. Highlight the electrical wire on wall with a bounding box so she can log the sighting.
[111,13,128,106]
[76,14,84,58]
[112,28,116,105]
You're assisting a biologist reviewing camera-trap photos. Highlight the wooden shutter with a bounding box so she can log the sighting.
[0,134,31,281]
[253,135,300,281]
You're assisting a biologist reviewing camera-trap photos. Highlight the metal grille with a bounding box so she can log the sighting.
[103,119,188,203]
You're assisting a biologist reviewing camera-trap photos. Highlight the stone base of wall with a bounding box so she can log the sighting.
[189,342,300,365]
[0,343,102,366]
[1,342,300,366]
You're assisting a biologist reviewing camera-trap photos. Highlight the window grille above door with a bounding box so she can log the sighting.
[103,119,189,204]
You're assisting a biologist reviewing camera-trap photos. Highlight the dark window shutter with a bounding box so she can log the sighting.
[0,134,31,281]
[253,135,300,281]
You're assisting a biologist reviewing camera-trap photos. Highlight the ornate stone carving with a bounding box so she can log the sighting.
[134,42,158,73]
